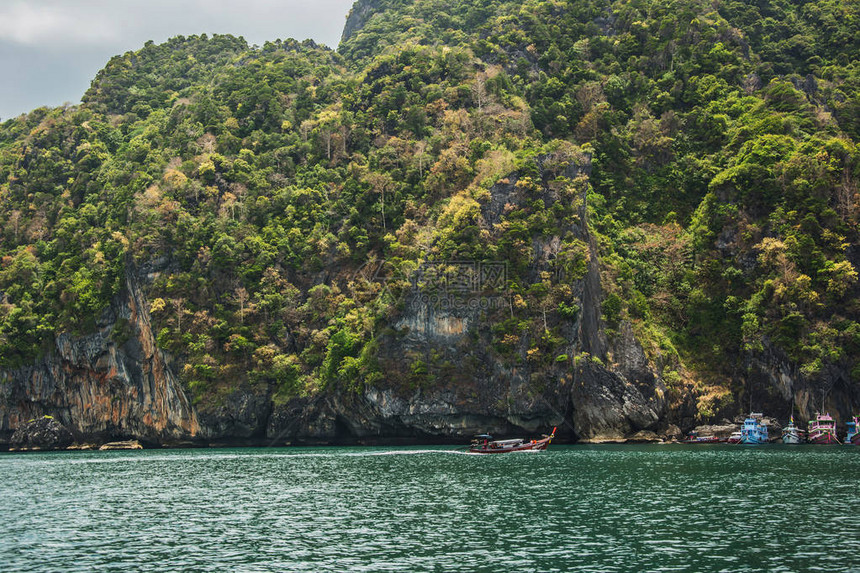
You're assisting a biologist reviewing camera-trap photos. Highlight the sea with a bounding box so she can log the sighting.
[2,444,858,572]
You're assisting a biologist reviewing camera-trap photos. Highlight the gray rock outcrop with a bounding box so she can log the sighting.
[10,416,74,450]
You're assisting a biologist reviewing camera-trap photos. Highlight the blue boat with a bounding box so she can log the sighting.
[740,413,769,444]
[846,416,859,445]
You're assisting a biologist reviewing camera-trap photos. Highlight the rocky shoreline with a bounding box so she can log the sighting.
[6,415,769,451]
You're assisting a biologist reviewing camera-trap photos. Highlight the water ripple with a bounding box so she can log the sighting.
[2,445,859,571]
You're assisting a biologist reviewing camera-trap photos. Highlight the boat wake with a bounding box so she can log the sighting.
[351,449,474,457]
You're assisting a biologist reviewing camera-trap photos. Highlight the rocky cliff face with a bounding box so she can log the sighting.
[341,0,382,44]
[0,270,200,447]
[1,154,673,447]
[744,340,860,425]
[266,151,671,444]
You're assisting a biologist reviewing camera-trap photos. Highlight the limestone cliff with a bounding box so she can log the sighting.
[266,151,670,444]
[341,0,383,44]
[0,270,199,446]
[3,0,857,449]
[1,154,672,447]
[744,339,860,425]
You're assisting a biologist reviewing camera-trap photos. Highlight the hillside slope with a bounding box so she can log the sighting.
[1,0,859,447]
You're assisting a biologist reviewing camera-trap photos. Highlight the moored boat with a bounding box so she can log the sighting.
[846,416,859,445]
[782,417,803,444]
[470,427,556,454]
[682,431,720,444]
[808,413,838,444]
[740,413,768,444]
[727,431,742,444]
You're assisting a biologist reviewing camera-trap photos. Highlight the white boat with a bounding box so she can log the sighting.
[782,417,803,444]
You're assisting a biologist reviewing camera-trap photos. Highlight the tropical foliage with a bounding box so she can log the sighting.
[1,0,858,417]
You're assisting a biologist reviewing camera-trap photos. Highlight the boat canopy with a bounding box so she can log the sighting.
[473,434,493,440]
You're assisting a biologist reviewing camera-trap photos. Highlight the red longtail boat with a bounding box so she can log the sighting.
[469,427,556,454]
[681,431,721,444]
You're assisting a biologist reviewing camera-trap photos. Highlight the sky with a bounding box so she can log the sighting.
[0,0,357,120]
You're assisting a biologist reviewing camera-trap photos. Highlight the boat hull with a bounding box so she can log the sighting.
[681,436,721,444]
[782,434,802,445]
[470,436,553,454]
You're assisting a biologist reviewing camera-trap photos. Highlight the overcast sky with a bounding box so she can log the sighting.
[0,0,356,120]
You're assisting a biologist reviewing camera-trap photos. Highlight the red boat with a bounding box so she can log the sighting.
[682,431,721,444]
[470,427,556,454]
[808,413,838,444]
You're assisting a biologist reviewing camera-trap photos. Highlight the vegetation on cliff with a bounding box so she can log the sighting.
[1,0,858,421]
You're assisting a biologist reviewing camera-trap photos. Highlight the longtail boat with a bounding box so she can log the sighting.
[682,431,720,444]
[470,427,556,454]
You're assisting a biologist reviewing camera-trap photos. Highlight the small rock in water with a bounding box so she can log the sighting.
[99,440,143,451]
[66,443,96,451]
[10,416,74,451]
[693,423,738,439]
[162,440,197,449]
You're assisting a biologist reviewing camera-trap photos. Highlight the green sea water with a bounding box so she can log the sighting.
[2,444,858,572]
